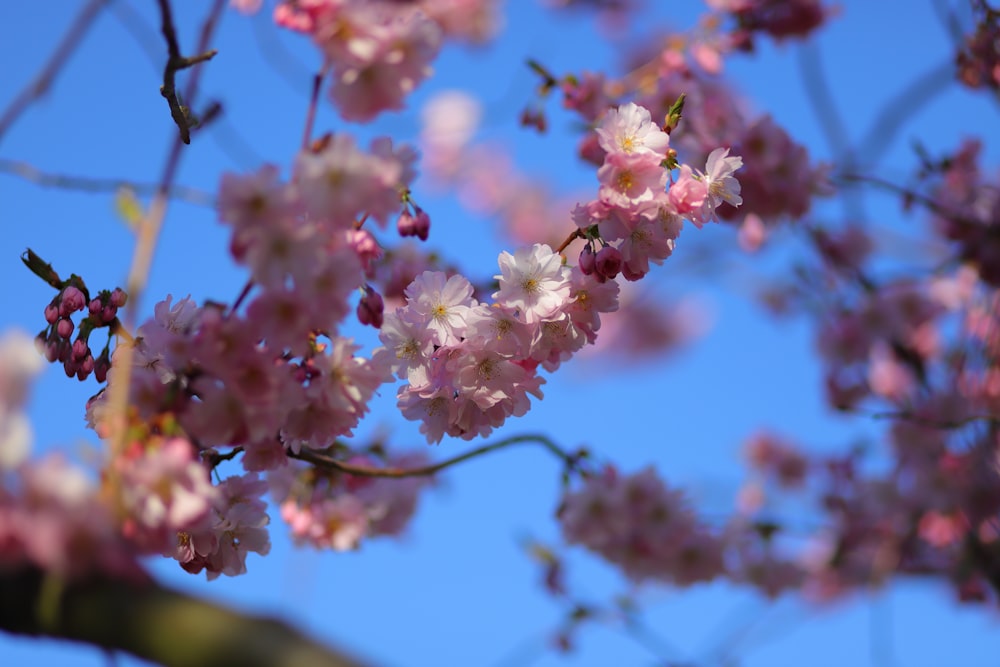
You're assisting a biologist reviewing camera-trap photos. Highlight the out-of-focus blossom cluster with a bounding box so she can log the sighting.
[559,465,726,585]
[571,102,742,281]
[922,139,1000,287]
[706,0,832,50]
[558,422,1000,604]
[956,1,1000,91]
[0,331,44,468]
[272,451,433,550]
[269,0,500,121]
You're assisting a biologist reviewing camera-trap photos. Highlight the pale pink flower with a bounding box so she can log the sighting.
[597,151,668,211]
[405,271,476,345]
[595,102,670,158]
[493,244,572,325]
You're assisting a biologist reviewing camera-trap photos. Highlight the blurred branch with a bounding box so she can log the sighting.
[0,567,371,667]
[856,62,955,167]
[796,41,864,221]
[293,433,582,478]
[0,158,213,206]
[0,0,109,144]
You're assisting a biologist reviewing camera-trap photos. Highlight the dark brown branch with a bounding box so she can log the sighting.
[0,0,109,143]
[0,567,371,667]
[292,433,580,479]
[0,158,213,206]
[156,0,220,144]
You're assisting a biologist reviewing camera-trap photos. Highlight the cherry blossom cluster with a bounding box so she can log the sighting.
[537,31,830,245]
[571,102,742,281]
[382,244,619,443]
[558,465,726,585]
[271,451,432,551]
[705,0,832,50]
[418,92,706,362]
[265,0,499,121]
[921,139,1000,287]
[956,0,1000,91]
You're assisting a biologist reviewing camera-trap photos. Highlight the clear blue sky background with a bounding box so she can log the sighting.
[1,2,999,666]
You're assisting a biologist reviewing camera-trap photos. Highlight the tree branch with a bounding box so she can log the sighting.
[0,0,108,144]
[0,567,372,667]
[292,433,582,479]
[0,158,213,206]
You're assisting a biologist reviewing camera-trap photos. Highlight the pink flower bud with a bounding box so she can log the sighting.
[412,207,430,241]
[60,286,86,316]
[356,288,385,329]
[44,303,59,324]
[349,229,382,271]
[397,211,417,238]
[94,351,111,384]
[78,354,95,378]
[89,298,103,316]
[595,245,622,280]
[71,338,89,361]
[110,288,127,308]
[56,318,74,339]
[102,305,117,324]
[578,245,596,275]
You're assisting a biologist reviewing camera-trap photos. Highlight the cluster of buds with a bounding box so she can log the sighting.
[23,250,125,382]
[577,241,624,282]
[396,204,431,241]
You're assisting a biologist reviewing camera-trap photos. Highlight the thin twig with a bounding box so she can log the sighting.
[0,158,213,206]
[0,0,109,143]
[291,433,579,479]
[156,0,219,144]
[302,73,324,150]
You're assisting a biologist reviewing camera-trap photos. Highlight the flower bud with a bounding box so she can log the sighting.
[357,288,385,329]
[595,245,622,280]
[578,244,596,275]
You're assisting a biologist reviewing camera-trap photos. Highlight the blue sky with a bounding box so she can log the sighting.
[1,1,999,666]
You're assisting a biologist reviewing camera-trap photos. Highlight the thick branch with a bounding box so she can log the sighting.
[0,567,371,667]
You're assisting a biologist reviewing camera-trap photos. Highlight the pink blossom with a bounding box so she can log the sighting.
[597,151,668,212]
[667,164,709,226]
[493,244,572,325]
[405,271,476,345]
[595,102,670,158]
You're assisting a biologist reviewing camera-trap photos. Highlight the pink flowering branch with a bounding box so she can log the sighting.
[0,0,107,144]
[0,567,371,667]
[291,433,584,479]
